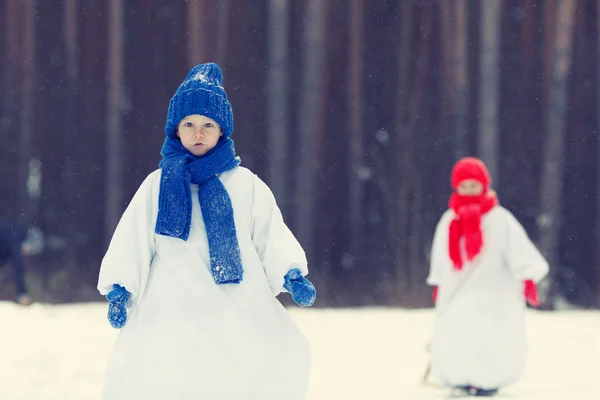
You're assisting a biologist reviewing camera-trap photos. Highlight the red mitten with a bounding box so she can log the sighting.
[432,286,438,304]
[524,279,539,307]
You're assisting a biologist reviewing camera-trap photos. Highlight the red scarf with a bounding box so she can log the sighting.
[448,191,498,270]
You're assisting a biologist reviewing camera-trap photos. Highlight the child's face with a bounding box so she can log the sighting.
[177,114,223,156]
[456,179,484,196]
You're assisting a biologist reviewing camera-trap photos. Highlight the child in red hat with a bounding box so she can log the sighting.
[426,157,548,397]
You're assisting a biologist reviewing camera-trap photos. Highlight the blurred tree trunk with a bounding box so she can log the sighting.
[18,0,37,225]
[439,0,454,144]
[538,0,576,309]
[543,0,558,98]
[454,0,469,158]
[568,7,592,305]
[518,0,537,216]
[383,2,432,299]
[216,0,230,66]
[2,0,20,218]
[389,0,414,297]
[105,0,125,246]
[478,0,502,183]
[408,171,424,300]
[267,0,290,211]
[295,0,327,269]
[63,0,79,269]
[597,0,600,306]
[1,0,18,137]
[347,0,365,268]
[405,5,433,299]
[187,0,204,66]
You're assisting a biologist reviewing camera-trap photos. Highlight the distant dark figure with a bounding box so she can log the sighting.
[0,221,43,306]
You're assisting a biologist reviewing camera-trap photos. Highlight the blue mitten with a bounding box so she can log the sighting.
[106,284,131,329]
[283,268,316,307]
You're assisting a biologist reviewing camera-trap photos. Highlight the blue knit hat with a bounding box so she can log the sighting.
[165,63,234,138]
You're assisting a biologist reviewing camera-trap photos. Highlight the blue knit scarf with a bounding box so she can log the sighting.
[156,137,243,284]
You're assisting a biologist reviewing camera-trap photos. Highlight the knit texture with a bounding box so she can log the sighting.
[106,284,130,329]
[156,137,243,285]
[283,268,316,307]
[451,157,491,190]
[448,192,498,270]
[165,63,234,138]
[447,157,498,270]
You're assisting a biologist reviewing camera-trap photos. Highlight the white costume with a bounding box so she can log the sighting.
[427,206,548,389]
[98,167,311,399]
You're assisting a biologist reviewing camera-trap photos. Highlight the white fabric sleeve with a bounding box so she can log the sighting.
[502,209,549,283]
[97,171,159,303]
[251,174,308,295]
[427,211,454,286]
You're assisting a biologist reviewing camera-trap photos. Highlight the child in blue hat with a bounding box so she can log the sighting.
[98,63,315,400]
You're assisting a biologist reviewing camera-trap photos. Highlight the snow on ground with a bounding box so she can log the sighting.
[1,302,599,399]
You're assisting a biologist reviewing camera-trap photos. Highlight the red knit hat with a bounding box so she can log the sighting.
[451,157,491,190]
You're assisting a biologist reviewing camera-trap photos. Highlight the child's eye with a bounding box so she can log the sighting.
[204,122,214,128]
[184,122,193,128]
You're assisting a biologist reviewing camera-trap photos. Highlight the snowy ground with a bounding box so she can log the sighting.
[1,303,599,399]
